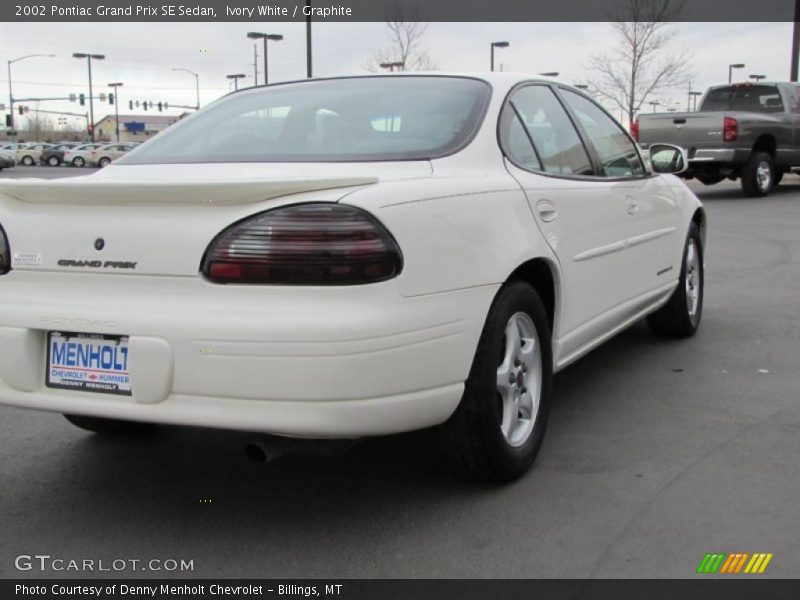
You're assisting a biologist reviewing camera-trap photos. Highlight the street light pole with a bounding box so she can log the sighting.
[379,61,404,72]
[108,82,123,142]
[728,63,745,84]
[490,41,509,72]
[247,32,284,85]
[73,52,105,142]
[172,68,200,110]
[306,0,313,78]
[7,54,55,133]
[226,74,246,91]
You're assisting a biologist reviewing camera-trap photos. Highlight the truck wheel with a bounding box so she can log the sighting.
[647,223,704,339]
[741,151,774,197]
[64,414,156,436]
[439,281,553,481]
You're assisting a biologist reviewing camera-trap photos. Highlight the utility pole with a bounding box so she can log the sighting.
[108,82,123,142]
[792,0,800,81]
[252,44,259,86]
[306,0,313,78]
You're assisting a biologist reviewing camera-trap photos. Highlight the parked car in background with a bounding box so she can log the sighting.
[1,143,28,153]
[16,143,55,166]
[0,149,15,171]
[0,74,705,481]
[39,143,80,167]
[636,81,800,197]
[88,143,136,167]
[63,143,104,167]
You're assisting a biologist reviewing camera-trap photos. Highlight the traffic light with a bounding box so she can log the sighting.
[4,114,10,127]
[143,101,147,111]
[109,93,114,105]
[79,93,85,106]
[128,100,133,110]
[157,102,163,112]
[18,106,23,116]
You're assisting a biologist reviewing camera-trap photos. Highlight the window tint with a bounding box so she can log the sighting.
[120,77,491,164]
[508,86,593,176]
[505,112,541,171]
[700,85,784,113]
[561,90,645,178]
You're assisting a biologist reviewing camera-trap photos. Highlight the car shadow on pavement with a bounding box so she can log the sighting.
[43,320,659,495]
[689,179,800,201]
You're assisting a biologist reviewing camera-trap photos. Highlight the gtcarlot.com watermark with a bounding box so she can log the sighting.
[15,554,194,573]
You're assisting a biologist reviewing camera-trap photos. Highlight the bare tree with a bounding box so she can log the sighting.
[588,0,691,126]
[366,3,437,72]
[23,111,54,141]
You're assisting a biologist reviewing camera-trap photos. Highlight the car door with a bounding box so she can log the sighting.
[558,88,681,302]
[501,84,678,366]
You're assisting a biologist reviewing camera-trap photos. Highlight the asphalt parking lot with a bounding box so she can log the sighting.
[0,167,798,579]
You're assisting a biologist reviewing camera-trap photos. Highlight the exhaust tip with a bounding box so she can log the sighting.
[244,442,269,464]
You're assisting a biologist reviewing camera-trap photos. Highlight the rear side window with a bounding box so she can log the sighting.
[506,86,593,176]
[561,90,645,178]
[700,85,784,113]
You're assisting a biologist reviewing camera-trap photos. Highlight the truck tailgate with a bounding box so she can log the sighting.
[639,112,726,148]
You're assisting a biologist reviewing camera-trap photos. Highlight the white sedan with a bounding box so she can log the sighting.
[0,74,705,480]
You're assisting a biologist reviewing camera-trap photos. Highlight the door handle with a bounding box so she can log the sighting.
[536,199,557,222]
[625,196,639,215]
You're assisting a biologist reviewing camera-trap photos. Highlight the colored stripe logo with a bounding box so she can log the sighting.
[697,552,773,574]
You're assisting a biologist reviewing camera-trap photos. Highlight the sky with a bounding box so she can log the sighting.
[0,21,793,129]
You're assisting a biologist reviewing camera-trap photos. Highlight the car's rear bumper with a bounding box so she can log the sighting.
[0,272,496,437]
[687,147,750,165]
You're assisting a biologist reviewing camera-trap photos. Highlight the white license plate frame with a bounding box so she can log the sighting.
[46,331,132,396]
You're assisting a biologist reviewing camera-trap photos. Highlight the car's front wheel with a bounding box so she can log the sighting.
[647,222,704,338]
[72,157,85,167]
[64,414,157,436]
[98,157,111,168]
[47,156,60,166]
[440,281,552,481]
[21,155,34,166]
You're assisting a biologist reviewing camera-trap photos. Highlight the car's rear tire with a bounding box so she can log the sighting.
[47,156,60,166]
[98,157,111,168]
[64,414,157,436]
[647,223,704,339]
[439,281,553,482]
[72,157,85,167]
[741,151,774,197]
[21,155,34,166]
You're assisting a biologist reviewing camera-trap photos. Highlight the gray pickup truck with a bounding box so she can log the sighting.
[636,82,800,196]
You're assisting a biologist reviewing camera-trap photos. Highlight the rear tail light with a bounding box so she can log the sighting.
[630,118,640,142]
[202,203,403,285]
[0,224,10,275]
[723,116,738,142]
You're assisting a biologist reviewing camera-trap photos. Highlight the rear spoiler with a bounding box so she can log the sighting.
[0,176,378,205]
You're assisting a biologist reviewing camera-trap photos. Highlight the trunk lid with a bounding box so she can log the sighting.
[0,161,431,278]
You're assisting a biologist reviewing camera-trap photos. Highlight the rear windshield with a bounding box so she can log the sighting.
[700,85,784,113]
[119,76,491,165]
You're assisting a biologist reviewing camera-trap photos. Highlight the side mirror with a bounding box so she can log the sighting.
[648,143,688,175]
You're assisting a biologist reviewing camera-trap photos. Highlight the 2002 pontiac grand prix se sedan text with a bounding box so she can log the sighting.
[0,74,705,480]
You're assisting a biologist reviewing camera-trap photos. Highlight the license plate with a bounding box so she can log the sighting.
[46,331,132,396]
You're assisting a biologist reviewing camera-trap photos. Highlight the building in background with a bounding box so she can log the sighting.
[94,114,186,143]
